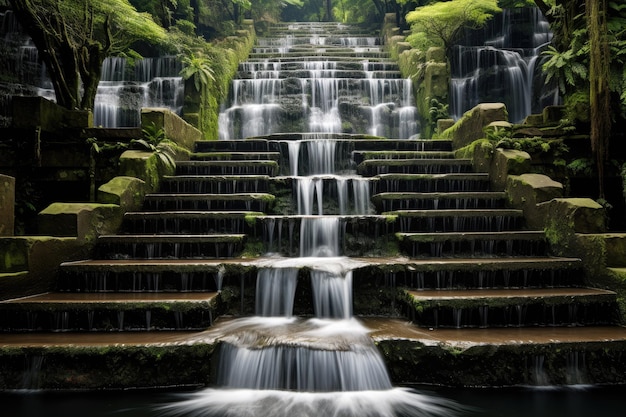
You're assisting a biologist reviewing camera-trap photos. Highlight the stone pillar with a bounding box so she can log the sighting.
[0,174,15,236]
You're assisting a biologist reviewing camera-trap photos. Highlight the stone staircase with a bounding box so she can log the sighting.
[2,135,626,389]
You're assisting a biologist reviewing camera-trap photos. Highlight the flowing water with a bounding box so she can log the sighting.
[449,8,557,123]
[0,10,183,128]
[218,22,418,140]
[159,22,464,417]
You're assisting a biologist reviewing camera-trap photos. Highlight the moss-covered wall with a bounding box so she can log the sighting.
[183,20,256,140]
[381,14,449,139]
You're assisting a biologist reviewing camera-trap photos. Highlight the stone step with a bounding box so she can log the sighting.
[396,231,547,258]
[190,152,281,162]
[367,318,626,386]
[57,256,584,294]
[176,160,279,176]
[160,175,271,194]
[122,211,262,235]
[194,139,273,152]
[142,193,275,212]
[240,61,400,72]
[385,209,525,232]
[372,191,507,211]
[351,150,456,164]
[57,258,253,293]
[372,173,491,193]
[401,287,618,329]
[236,69,404,80]
[358,158,473,176]
[354,256,584,290]
[3,318,626,389]
[249,51,390,60]
[95,234,247,260]
[0,292,219,332]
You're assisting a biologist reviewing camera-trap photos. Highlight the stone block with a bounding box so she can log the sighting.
[97,176,147,212]
[537,198,605,234]
[595,234,626,267]
[426,47,445,63]
[12,96,92,130]
[0,174,15,236]
[491,148,531,191]
[507,174,563,228]
[118,150,162,192]
[442,103,508,149]
[141,107,202,151]
[0,236,88,300]
[437,119,455,133]
[38,203,122,241]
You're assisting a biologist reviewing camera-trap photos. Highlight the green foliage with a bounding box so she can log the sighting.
[180,52,216,92]
[406,0,501,52]
[542,45,588,95]
[567,158,595,176]
[495,137,569,160]
[133,122,177,171]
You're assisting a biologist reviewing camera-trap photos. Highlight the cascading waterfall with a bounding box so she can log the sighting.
[0,10,183,128]
[94,56,184,127]
[449,7,556,123]
[218,22,419,140]
[162,22,461,417]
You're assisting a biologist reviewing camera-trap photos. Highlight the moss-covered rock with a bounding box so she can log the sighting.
[97,176,147,212]
[441,103,509,149]
[507,174,563,228]
[118,150,168,192]
[37,203,122,242]
[0,236,87,300]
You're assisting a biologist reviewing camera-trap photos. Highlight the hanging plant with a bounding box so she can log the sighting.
[179,52,216,92]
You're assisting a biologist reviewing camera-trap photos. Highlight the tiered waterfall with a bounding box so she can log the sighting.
[3,18,626,413]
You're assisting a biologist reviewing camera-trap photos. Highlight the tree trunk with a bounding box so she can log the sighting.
[587,0,611,199]
[10,0,81,110]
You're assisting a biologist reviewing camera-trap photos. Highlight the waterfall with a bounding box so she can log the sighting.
[449,7,557,123]
[219,22,418,139]
[94,56,184,127]
[311,270,353,319]
[255,268,299,317]
[163,22,461,417]
[0,10,183,128]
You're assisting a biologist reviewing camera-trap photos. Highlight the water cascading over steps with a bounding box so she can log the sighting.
[449,7,557,123]
[0,10,183,128]
[3,18,626,397]
[218,22,418,139]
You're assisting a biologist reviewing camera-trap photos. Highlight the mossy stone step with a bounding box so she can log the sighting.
[352,150,455,164]
[358,158,473,176]
[142,193,275,212]
[351,139,452,152]
[190,152,281,161]
[176,160,279,176]
[3,319,626,389]
[366,317,626,386]
[386,209,524,217]
[237,69,403,80]
[385,209,525,233]
[122,211,262,235]
[95,234,246,260]
[0,292,219,332]
[372,191,507,211]
[194,139,272,152]
[249,51,390,59]
[401,287,618,329]
[351,256,583,289]
[160,175,271,194]
[58,258,257,293]
[372,173,490,193]
[396,231,547,258]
